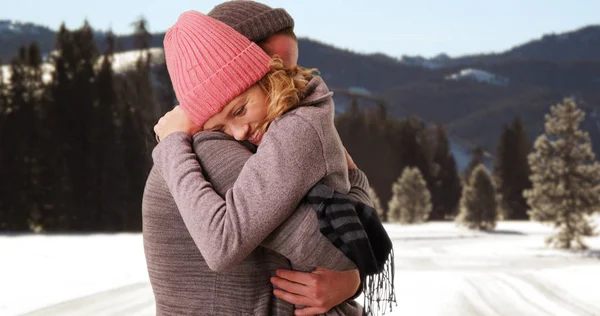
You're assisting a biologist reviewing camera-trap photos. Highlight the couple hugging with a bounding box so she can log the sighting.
[144,1,395,315]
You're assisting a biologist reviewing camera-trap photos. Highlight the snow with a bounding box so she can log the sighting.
[1,221,599,316]
[347,86,372,96]
[446,68,509,86]
[0,233,150,316]
[399,54,450,69]
[1,66,9,84]
[0,20,43,35]
[0,20,19,33]
[401,55,443,69]
[100,48,164,73]
[0,48,165,85]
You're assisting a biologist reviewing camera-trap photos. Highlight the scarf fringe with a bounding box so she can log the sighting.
[363,248,396,316]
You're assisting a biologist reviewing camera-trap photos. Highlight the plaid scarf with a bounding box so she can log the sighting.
[304,183,396,316]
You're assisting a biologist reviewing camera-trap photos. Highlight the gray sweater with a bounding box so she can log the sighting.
[145,77,370,315]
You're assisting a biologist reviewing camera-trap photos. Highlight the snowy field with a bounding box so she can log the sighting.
[1,221,599,316]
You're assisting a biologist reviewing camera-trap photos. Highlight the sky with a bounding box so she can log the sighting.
[3,0,599,58]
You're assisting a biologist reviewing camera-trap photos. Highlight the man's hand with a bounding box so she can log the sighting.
[154,106,201,141]
[344,147,357,169]
[270,268,360,316]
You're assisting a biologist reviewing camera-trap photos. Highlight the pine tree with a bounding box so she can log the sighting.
[511,118,533,216]
[388,167,432,224]
[456,164,498,230]
[524,98,600,249]
[49,23,77,229]
[47,21,101,230]
[93,29,123,230]
[33,42,62,231]
[109,17,158,231]
[397,118,434,182]
[392,117,435,220]
[68,21,99,230]
[368,187,384,221]
[363,104,395,222]
[430,124,462,219]
[494,118,532,219]
[23,42,46,230]
[129,16,158,140]
[0,57,10,230]
[156,52,175,116]
[1,49,30,230]
[464,146,484,185]
[0,58,6,120]
[132,17,152,54]
[336,98,391,220]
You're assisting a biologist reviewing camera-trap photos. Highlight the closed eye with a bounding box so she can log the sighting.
[234,105,246,117]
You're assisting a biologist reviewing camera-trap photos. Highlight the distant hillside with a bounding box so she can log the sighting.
[383,63,600,155]
[430,25,600,67]
[0,20,55,61]
[297,39,437,94]
[2,20,600,163]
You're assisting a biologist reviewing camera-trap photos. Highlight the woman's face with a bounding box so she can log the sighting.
[202,84,268,145]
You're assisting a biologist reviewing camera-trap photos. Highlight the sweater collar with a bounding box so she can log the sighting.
[297,76,334,107]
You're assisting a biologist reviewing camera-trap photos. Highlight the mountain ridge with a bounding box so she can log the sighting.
[2,20,599,164]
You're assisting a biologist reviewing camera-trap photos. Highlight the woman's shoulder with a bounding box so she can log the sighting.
[270,110,321,138]
[275,77,335,127]
[265,76,337,143]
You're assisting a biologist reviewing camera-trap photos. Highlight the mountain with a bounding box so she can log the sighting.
[0,20,53,35]
[0,20,165,61]
[401,53,450,69]
[0,20,55,61]
[2,20,600,166]
[411,25,600,67]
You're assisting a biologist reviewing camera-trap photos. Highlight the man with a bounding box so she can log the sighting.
[143,2,365,315]
[207,1,364,309]
[208,1,299,66]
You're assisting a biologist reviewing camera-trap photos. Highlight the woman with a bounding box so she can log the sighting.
[152,10,393,315]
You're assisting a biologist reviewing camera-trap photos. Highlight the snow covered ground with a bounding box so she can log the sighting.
[1,221,599,316]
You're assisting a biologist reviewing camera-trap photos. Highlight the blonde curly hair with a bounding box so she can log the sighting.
[255,56,318,133]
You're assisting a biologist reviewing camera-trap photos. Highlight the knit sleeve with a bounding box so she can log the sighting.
[187,132,357,272]
[258,170,373,272]
[347,168,373,207]
[152,115,328,272]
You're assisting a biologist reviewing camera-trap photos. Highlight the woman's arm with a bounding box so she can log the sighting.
[152,115,329,271]
[189,132,360,271]
[193,132,363,313]
[347,168,373,207]
[270,152,373,313]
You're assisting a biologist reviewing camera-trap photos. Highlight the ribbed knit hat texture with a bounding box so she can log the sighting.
[163,10,271,127]
[208,0,295,42]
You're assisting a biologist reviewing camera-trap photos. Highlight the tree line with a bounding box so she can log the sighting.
[335,99,534,224]
[1,21,598,251]
[0,19,173,232]
[344,98,600,250]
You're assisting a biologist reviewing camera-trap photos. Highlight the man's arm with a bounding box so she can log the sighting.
[344,147,373,206]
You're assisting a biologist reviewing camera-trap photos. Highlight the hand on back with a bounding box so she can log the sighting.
[270,267,361,316]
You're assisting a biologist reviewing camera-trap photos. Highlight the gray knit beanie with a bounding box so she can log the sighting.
[208,1,295,42]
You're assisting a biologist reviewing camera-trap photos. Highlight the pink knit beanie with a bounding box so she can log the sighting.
[163,10,271,127]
